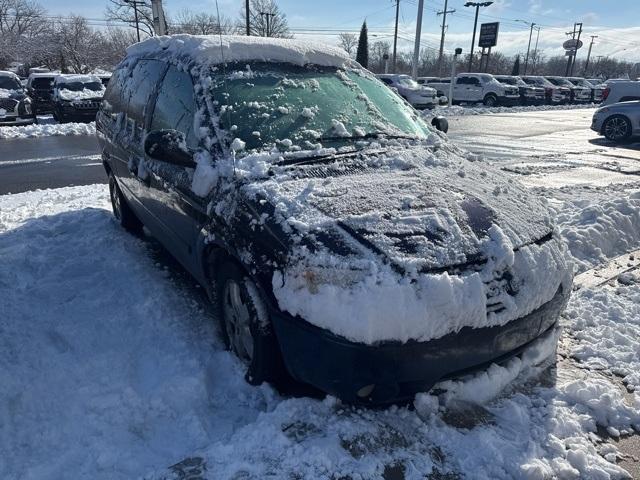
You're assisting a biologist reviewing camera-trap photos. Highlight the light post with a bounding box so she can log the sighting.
[464,1,493,72]
[449,47,462,107]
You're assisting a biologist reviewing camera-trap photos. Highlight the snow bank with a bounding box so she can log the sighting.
[0,121,95,139]
[126,34,351,68]
[430,103,597,117]
[555,192,640,272]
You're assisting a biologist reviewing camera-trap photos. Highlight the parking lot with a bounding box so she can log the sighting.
[1,106,639,479]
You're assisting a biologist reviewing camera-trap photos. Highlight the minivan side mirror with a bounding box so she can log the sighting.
[144,129,196,168]
[431,116,449,134]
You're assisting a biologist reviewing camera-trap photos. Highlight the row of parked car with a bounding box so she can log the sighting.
[377,72,640,109]
[0,70,110,126]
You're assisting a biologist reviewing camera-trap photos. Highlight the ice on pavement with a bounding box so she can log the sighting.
[430,103,598,117]
[1,184,639,480]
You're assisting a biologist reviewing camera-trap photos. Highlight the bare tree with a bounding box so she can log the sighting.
[337,32,358,56]
[105,0,154,38]
[238,0,290,38]
[171,9,235,35]
[370,40,390,72]
[0,0,46,36]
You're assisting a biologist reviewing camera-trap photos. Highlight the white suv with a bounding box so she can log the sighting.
[600,80,640,106]
[376,74,438,109]
[430,73,520,106]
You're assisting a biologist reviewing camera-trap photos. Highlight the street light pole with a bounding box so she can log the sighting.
[411,0,424,79]
[531,26,540,74]
[464,2,493,72]
[524,22,536,75]
[392,0,400,72]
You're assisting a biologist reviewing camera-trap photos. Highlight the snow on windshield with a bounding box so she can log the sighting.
[55,74,105,101]
[0,73,23,97]
[208,63,430,155]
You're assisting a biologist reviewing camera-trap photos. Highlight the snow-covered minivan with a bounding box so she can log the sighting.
[97,35,572,404]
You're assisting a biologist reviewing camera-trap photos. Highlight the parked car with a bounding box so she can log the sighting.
[591,100,640,142]
[98,35,572,405]
[545,76,591,103]
[417,77,449,104]
[376,74,438,109]
[0,70,36,126]
[52,74,105,123]
[26,72,57,114]
[521,76,570,105]
[97,73,112,88]
[600,80,640,106]
[494,75,545,105]
[429,73,520,106]
[567,77,605,103]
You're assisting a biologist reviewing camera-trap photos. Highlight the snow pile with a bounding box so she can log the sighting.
[564,284,640,393]
[126,34,351,69]
[554,192,640,272]
[1,185,638,480]
[0,121,95,139]
[430,103,597,117]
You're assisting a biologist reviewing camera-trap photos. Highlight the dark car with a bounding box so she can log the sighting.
[97,35,572,405]
[26,73,57,114]
[521,76,570,105]
[52,74,105,123]
[0,71,36,126]
[494,75,545,105]
[545,76,591,104]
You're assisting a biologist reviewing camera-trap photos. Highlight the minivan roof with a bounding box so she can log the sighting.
[126,34,351,69]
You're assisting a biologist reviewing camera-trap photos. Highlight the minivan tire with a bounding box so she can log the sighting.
[108,173,143,234]
[214,260,285,386]
[483,93,498,107]
[603,115,632,142]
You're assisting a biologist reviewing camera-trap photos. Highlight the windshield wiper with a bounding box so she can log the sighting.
[319,132,418,142]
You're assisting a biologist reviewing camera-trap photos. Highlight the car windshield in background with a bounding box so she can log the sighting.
[59,81,103,91]
[210,63,431,155]
[32,78,54,89]
[525,77,554,87]
[548,78,574,87]
[0,76,22,90]
[397,77,419,88]
[497,77,518,86]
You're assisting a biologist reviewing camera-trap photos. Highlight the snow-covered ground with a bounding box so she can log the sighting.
[431,103,598,117]
[0,176,638,479]
[0,116,95,139]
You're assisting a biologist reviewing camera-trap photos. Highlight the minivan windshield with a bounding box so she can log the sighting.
[209,63,431,155]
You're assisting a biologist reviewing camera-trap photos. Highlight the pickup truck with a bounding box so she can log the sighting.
[428,73,520,106]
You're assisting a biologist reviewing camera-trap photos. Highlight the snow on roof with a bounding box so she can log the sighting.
[54,74,101,85]
[28,72,58,78]
[0,70,19,79]
[126,34,351,68]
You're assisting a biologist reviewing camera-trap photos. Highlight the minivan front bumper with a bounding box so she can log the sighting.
[271,285,569,404]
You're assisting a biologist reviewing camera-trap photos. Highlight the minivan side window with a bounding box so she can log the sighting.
[150,66,198,149]
[123,59,167,124]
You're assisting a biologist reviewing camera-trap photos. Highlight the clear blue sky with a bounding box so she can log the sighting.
[46,0,640,60]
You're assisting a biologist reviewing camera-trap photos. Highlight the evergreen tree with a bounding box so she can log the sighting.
[511,55,520,75]
[356,21,368,68]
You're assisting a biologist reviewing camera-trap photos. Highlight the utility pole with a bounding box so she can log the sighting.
[123,0,145,42]
[523,22,536,75]
[583,35,598,76]
[464,2,493,72]
[437,0,455,76]
[392,0,400,72]
[564,23,577,76]
[245,0,250,35]
[531,26,540,74]
[150,0,167,35]
[570,22,583,76]
[411,0,424,79]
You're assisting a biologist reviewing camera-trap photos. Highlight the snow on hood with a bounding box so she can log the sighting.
[126,34,352,68]
[0,88,22,99]
[260,142,571,344]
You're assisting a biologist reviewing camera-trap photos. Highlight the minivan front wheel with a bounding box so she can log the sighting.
[216,260,284,386]
[603,115,632,142]
[108,173,143,234]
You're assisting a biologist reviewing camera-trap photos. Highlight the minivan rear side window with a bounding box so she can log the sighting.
[150,66,197,149]
[123,59,167,124]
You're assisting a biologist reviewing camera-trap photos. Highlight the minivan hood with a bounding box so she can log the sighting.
[269,147,553,272]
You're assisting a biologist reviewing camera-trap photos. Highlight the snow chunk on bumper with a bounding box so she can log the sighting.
[273,228,571,344]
